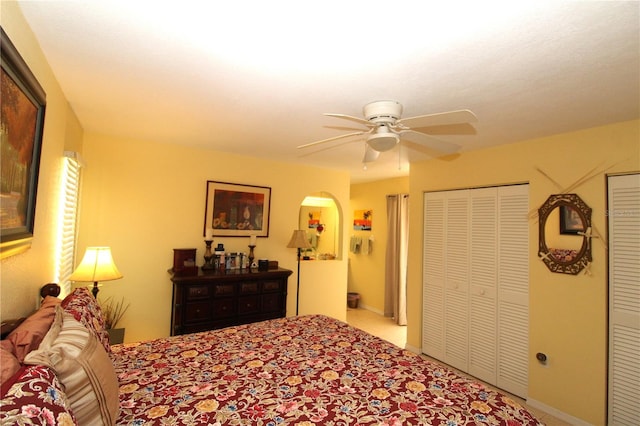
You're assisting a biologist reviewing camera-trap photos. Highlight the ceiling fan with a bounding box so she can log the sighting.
[298,100,477,165]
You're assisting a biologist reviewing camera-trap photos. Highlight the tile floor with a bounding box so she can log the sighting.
[346,307,572,426]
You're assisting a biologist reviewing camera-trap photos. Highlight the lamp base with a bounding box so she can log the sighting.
[296,248,301,316]
[91,282,99,298]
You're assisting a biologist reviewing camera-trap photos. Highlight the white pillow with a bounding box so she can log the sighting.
[24,305,119,425]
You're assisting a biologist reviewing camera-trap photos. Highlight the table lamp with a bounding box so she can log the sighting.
[69,247,123,298]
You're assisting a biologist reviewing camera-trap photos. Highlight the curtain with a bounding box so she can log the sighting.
[384,194,409,325]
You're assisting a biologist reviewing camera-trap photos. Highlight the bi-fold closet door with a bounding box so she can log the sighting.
[608,173,640,425]
[422,184,529,398]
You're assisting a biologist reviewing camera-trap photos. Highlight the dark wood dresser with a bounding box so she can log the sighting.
[170,268,292,336]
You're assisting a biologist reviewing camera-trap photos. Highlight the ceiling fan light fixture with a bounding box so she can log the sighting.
[367,132,399,152]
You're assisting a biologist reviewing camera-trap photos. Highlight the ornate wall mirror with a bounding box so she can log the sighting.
[538,193,592,275]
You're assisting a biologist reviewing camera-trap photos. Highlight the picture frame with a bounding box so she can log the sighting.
[203,181,271,238]
[559,205,584,235]
[1,28,47,258]
[353,209,372,231]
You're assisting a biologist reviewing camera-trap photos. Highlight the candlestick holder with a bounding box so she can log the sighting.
[248,245,256,268]
[202,240,215,270]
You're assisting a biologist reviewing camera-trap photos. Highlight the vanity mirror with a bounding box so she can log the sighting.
[538,193,592,275]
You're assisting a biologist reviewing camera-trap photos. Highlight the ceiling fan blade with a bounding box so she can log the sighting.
[297,131,368,149]
[324,125,368,132]
[398,130,460,154]
[363,145,380,163]
[296,138,366,159]
[324,113,372,126]
[411,122,477,136]
[397,109,477,129]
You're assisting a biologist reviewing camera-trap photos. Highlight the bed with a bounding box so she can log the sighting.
[1,287,544,425]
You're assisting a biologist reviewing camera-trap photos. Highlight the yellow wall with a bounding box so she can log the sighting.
[1,3,84,318]
[77,132,350,342]
[349,177,409,313]
[407,119,639,425]
[1,1,350,339]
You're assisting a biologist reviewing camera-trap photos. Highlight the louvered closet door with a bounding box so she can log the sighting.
[444,190,470,371]
[469,188,498,384]
[423,194,446,359]
[496,184,529,397]
[423,184,529,398]
[608,173,640,426]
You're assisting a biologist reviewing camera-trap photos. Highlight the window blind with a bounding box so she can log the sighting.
[56,151,83,297]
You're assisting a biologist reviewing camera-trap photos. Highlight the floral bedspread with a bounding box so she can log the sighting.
[0,365,77,425]
[112,315,543,425]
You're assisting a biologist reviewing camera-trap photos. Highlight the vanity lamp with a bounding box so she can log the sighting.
[69,247,123,298]
[286,230,312,316]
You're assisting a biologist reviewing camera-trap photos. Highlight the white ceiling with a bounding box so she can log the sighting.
[17,1,640,183]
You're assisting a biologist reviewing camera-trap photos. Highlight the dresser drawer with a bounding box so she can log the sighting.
[262,280,283,292]
[237,295,259,314]
[239,282,259,294]
[261,293,283,313]
[214,284,234,296]
[186,285,209,300]
[212,298,234,318]
[184,301,211,323]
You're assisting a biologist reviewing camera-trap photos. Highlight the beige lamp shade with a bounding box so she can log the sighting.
[69,247,123,283]
[287,230,311,316]
[286,230,312,249]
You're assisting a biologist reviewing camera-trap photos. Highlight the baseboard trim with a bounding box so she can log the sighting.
[404,343,420,353]
[526,398,593,426]
[357,303,384,316]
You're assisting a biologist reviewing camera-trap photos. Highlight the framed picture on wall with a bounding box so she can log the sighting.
[0,28,47,258]
[353,209,372,231]
[203,181,271,237]
[559,205,584,235]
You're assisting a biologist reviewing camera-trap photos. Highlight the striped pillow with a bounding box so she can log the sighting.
[24,306,119,425]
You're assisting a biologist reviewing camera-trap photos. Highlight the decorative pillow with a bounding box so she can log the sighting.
[4,296,61,362]
[24,306,119,425]
[0,364,78,425]
[0,342,20,385]
[61,287,111,354]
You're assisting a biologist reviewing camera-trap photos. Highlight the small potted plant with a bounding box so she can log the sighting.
[100,296,129,344]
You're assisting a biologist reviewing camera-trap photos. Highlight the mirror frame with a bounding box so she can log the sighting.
[538,193,592,275]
